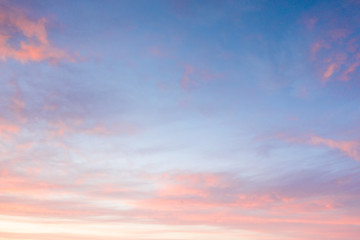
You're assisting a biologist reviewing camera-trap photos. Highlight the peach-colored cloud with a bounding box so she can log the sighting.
[0,232,136,240]
[0,2,73,63]
[0,170,58,195]
[0,122,19,135]
[0,199,114,218]
[0,117,20,140]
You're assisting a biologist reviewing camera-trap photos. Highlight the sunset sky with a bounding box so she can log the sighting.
[1,0,360,239]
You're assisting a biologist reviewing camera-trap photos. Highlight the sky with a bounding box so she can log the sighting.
[0,0,360,239]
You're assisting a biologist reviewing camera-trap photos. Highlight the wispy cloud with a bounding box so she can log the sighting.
[308,136,360,161]
[0,1,73,63]
[181,65,196,89]
[304,1,360,84]
[278,133,360,162]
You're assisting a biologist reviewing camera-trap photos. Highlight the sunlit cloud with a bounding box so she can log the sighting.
[304,1,360,84]
[308,136,360,161]
[0,1,73,63]
[323,63,338,82]
[278,133,360,162]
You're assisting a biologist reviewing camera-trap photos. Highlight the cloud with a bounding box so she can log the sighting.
[340,60,360,81]
[1,156,360,240]
[278,133,360,162]
[308,136,360,161]
[128,170,360,240]
[0,1,73,63]
[0,120,19,135]
[303,1,360,84]
[45,119,139,139]
[84,122,139,136]
[180,65,225,90]
[181,65,196,89]
[0,117,20,141]
[322,63,338,82]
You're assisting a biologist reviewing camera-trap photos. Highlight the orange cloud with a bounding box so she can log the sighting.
[0,1,73,63]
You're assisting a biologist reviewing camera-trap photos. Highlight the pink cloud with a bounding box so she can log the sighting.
[322,63,338,82]
[180,65,225,90]
[0,117,20,140]
[200,70,225,83]
[0,161,359,240]
[328,29,351,41]
[85,122,139,136]
[0,169,60,195]
[0,121,19,135]
[7,79,27,122]
[340,61,360,81]
[308,136,360,161]
[0,1,74,63]
[181,65,196,89]
[149,45,169,58]
[46,120,139,139]
[303,16,317,31]
[136,172,348,216]
[0,232,130,240]
[304,3,360,84]
[278,133,360,162]
[121,171,360,240]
